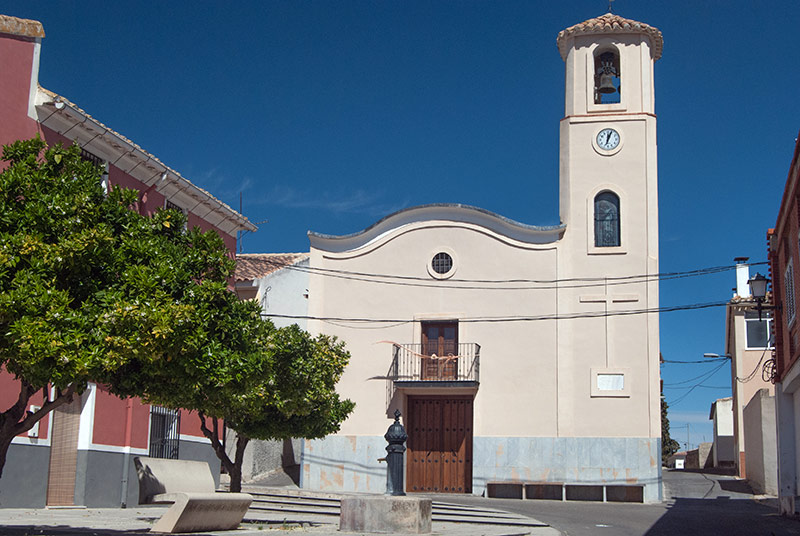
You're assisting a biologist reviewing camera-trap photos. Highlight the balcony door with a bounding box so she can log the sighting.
[421,321,458,380]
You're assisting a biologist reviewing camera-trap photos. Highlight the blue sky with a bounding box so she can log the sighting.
[5,0,800,447]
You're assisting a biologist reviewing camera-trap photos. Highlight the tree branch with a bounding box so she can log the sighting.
[10,383,77,437]
[198,412,235,475]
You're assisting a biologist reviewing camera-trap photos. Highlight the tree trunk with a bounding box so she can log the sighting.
[196,414,251,493]
[228,435,250,493]
[0,381,76,480]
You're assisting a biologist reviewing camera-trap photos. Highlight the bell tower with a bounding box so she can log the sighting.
[553,13,663,476]
[556,13,662,255]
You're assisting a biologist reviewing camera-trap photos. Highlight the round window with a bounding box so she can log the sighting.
[431,252,453,275]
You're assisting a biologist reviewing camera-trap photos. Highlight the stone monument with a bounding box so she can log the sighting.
[339,411,432,533]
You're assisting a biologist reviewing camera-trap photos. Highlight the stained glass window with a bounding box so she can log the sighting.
[594,191,620,247]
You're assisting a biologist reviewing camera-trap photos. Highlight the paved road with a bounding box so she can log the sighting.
[438,469,800,535]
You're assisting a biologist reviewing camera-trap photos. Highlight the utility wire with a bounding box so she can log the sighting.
[736,337,774,383]
[667,361,731,406]
[664,361,730,385]
[284,262,767,291]
[261,300,727,324]
[289,261,766,285]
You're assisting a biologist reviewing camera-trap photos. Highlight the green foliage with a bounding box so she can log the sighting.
[0,137,353,486]
[661,388,680,464]
[0,136,238,393]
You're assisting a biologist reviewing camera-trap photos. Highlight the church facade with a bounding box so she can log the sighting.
[293,14,664,501]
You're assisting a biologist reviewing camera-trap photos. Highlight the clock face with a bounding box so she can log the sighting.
[596,128,620,151]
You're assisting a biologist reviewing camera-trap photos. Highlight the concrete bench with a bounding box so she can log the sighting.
[134,457,253,533]
[486,480,644,503]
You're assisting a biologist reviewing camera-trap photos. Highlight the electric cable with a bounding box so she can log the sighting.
[283,261,767,292]
[260,300,728,324]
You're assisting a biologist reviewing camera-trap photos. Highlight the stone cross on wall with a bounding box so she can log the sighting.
[579,286,639,366]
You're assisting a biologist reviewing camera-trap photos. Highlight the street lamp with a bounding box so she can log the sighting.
[747,273,774,321]
[703,353,731,359]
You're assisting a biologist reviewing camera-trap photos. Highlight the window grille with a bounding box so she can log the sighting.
[431,252,453,275]
[165,200,184,213]
[594,191,620,247]
[148,406,180,459]
[786,259,796,326]
[80,148,109,193]
[80,148,103,167]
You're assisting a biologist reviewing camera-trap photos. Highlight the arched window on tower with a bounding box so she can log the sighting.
[594,49,620,104]
[594,191,620,247]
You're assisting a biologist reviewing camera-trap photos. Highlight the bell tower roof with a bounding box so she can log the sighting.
[557,13,663,61]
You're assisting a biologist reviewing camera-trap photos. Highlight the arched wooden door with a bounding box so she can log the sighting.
[406,395,472,493]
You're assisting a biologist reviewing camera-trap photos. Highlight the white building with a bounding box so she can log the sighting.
[289,13,665,502]
[709,397,735,468]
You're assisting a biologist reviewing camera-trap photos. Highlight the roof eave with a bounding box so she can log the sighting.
[35,89,257,236]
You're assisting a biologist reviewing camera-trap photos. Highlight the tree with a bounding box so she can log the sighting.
[125,316,356,493]
[0,137,237,479]
[662,386,680,464]
[207,325,355,493]
[0,137,354,492]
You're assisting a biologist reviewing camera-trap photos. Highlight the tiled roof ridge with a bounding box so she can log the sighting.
[238,252,309,258]
[37,87,254,231]
[557,13,663,60]
[234,253,309,281]
[0,14,45,38]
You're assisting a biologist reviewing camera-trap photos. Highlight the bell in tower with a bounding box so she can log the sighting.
[594,50,620,104]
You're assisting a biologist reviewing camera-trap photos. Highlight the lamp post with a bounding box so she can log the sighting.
[747,273,774,321]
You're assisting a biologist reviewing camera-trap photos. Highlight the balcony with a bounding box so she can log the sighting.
[386,342,480,387]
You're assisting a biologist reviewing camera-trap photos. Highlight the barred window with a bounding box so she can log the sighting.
[80,148,109,193]
[594,191,620,247]
[148,406,180,459]
[431,252,453,275]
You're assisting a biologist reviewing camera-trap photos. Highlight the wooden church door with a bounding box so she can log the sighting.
[406,395,472,493]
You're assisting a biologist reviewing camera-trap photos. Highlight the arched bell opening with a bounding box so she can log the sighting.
[594,48,621,104]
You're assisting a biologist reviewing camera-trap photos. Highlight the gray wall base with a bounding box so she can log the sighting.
[302,435,662,502]
[0,443,49,508]
[0,439,220,509]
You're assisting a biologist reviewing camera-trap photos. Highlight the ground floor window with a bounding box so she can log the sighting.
[149,406,180,459]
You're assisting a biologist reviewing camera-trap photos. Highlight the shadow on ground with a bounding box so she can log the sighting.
[0,525,151,536]
[646,498,796,535]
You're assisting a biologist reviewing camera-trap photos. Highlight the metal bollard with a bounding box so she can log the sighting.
[384,409,408,496]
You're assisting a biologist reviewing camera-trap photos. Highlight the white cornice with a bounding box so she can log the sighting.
[310,204,565,254]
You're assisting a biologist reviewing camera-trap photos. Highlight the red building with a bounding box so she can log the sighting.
[767,131,800,515]
[0,14,256,507]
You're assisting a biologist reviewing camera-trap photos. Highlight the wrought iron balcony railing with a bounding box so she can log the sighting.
[387,343,480,384]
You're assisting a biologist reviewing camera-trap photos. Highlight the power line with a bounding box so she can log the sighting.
[667,361,731,406]
[261,300,727,325]
[736,340,773,383]
[663,361,730,385]
[284,261,767,292]
[662,358,729,364]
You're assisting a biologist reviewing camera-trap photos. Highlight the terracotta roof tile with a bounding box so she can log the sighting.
[235,253,309,281]
[557,13,663,60]
[0,14,45,38]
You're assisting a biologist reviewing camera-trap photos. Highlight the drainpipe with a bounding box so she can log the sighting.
[120,399,134,508]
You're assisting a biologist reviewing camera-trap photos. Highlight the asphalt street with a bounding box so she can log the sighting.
[438,469,800,535]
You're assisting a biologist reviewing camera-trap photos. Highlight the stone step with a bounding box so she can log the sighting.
[243,489,544,528]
